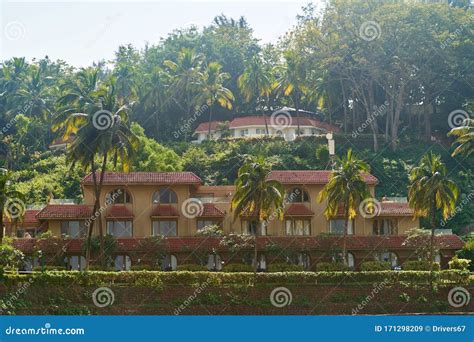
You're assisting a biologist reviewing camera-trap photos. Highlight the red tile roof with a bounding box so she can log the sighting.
[151,205,179,217]
[81,172,201,185]
[199,203,225,217]
[194,121,224,133]
[36,205,92,219]
[194,116,341,133]
[379,202,414,216]
[13,235,464,254]
[269,170,378,185]
[107,205,134,219]
[5,209,41,226]
[285,203,315,216]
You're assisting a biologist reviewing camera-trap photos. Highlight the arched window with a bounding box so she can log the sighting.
[152,189,178,204]
[65,255,86,271]
[376,251,398,268]
[106,188,132,204]
[161,254,177,271]
[332,252,355,268]
[114,255,131,271]
[207,254,222,271]
[288,253,311,270]
[287,187,310,203]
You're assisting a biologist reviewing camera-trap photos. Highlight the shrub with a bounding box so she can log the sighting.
[315,262,349,272]
[87,265,116,272]
[223,263,253,272]
[177,264,208,271]
[456,240,474,271]
[33,266,66,272]
[448,257,471,271]
[0,242,24,270]
[267,263,304,272]
[130,265,157,271]
[360,261,391,271]
[403,260,440,271]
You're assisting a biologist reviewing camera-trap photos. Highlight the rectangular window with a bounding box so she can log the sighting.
[242,220,258,235]
[240,129,248,137]
[329,220,354,235]
[61,221,87,238]
[107,221,133,237]
[285,219,311,236]
[152,220,177,236]
[373,219,398,235]
[197,220,220,231]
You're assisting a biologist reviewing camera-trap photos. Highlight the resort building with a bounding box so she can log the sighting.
[8,171,463,271]
[193,115,341,143]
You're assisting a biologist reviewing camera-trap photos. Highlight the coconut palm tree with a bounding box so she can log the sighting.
[0,170,26,243]
[448,118,474,157]
[273,50,308,137]
[231,156,284,274]
[53,79,138,269]
[164,48,204,140]
[238,55,273,134]
[408,152,459,285]
[196,62,234,137]
[142,67,170,138]
[317,149,372,265]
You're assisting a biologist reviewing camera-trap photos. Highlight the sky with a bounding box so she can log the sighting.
[0,0,315,67]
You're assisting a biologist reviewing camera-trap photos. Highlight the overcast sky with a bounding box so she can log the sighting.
[0,0,318,67]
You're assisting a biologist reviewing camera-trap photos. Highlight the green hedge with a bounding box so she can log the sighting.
[448,257,471,271]
[223,263,253,272]
[360,261,391,271]
[314,262,350,272]
[403,261,440,271]
[267,263,304,272]
[32,266,66,272]
[3,270,468,287]
[176,264,208,271]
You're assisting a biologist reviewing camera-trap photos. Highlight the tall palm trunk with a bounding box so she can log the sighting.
[0,209,4,244]
[343,208,349,270]
[97,153,108,268]
[208,105,213,138]
[85,160,99,270]
[295,96,301,138]
[429,197,436,288]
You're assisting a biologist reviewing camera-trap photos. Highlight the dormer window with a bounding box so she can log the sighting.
[287,187,310,203]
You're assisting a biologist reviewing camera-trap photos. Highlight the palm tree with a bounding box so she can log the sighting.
[448,118,474,157]
[0,170,26,243]
[142,67,169,138]
[196,62,234,137]
[53,79,138,269]
[238,55,273,134]
[164,48,203,140]
[317,149,372,265]
[273,50,308,137]
[231,156,284,274]
[408,152,459,285]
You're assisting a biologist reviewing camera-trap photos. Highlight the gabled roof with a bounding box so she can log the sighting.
[151,205,180,217]
[107,205,134,219]
[82,172,201,185]
[5,209,41,226]
[285,203,315,217]
[268,170,378,185]
[199,203,225,217]
[194,121,223,133]
[36,205,92,219]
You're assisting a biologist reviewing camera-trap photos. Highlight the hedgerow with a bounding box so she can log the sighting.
[1,270,469,287]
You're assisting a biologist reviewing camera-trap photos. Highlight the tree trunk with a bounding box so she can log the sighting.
[208,105,213,138]
[97,153,108,268]
[390,82,406,150]
[254,220,260,277]
[85,160,99,270]
[0,208,4,244]
[295,96,301,138]
[340,79,348,133]
[429,197,437,289]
